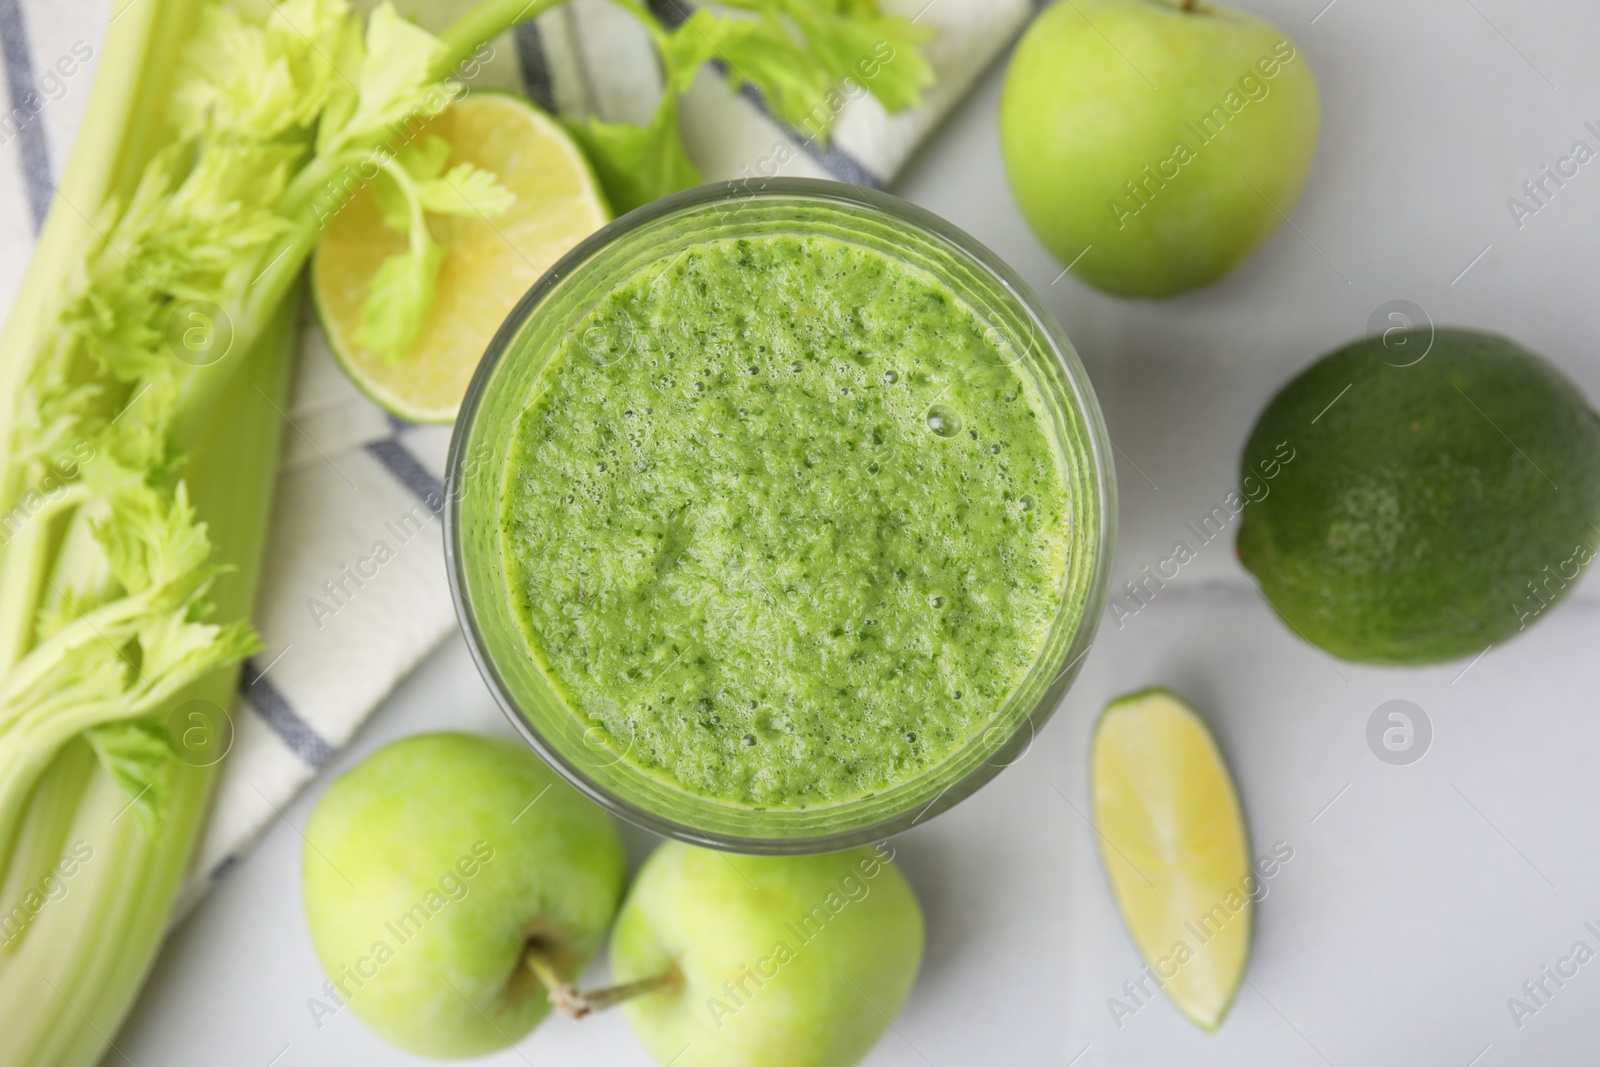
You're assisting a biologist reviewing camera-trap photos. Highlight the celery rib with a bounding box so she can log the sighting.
[0,2,590,1063]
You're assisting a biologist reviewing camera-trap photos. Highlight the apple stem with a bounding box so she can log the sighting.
[1182,0,1200,9]
[524,948,681,1019]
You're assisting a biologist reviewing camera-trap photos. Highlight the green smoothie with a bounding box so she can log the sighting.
[499,233,1077,809]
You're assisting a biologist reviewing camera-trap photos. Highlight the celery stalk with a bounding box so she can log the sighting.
[0,298,297,1065]
[0,740,94,934]
[0,3,581,1064]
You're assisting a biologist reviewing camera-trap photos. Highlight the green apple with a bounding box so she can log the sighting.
[609,842,924,1067]
[302,732,626,1058]
[1000,0,1320,297]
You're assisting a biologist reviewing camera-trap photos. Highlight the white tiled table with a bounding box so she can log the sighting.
[115,1,1600,1063]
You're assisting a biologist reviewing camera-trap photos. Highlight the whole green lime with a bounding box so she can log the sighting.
[1237,328,1600,664]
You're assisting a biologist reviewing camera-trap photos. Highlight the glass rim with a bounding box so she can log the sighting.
[445,177,1117,853]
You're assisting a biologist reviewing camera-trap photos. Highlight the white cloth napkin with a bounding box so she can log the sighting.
[0,0,1034,912]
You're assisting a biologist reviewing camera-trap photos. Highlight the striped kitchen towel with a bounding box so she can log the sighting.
[0,0,1033,914]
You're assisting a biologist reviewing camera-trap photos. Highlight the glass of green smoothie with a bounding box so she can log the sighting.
[447,179,1114,852]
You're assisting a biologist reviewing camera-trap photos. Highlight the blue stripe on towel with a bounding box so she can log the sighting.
[235,432,443,771]
[364,436,445,515]
[514,21,557,113]
[0,0,53,228]
[728,79,884,190]
[645,0,688,29]
[239,662,334,767]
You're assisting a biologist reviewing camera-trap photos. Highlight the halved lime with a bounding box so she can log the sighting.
[313,93,609,422]
[1091,688,1251,1031]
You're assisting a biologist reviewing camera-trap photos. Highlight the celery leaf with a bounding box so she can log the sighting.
[341,3,456,147]
[682,0,934,140]
[567,99,701,215]
[354,238,446,362]
[397,134,454,181]
[413,164,515,218]
[375,136,513,225]
[774,0,935,116]
[85,722,174,834]
[572,0,934,212]
[374,135,453,231]
[90,482,214,599]
[172,0,350,142]
[664,11,833,135]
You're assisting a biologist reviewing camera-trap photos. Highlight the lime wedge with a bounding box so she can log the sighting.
[313,93,609,422]
[1090,688,1252,1031]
